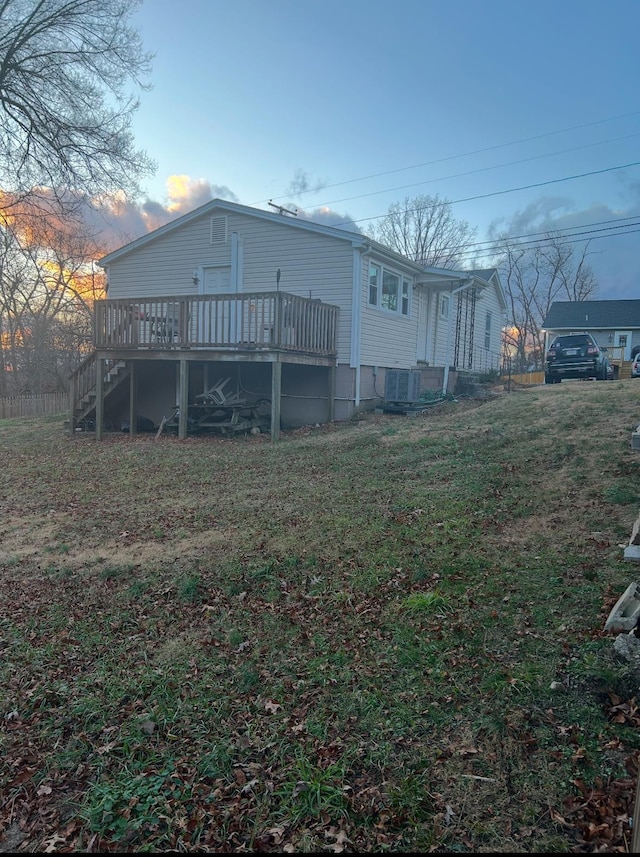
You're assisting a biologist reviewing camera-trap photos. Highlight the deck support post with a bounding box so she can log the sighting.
[128,362,137,437]
[95,356,104,441]
[178,358,189,439]
[328,364,336,423]
[271,358,281,442]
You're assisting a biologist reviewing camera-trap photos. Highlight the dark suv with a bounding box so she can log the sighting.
[545,333,611,384]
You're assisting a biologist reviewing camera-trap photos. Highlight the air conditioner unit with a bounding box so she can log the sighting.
[384,369,421,403]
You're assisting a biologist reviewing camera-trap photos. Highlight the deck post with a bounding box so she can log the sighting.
[271,358,281,442]
[95,356,104,441]
[128,361,137,437]
[178,358,189,439]
[328,364,336,422]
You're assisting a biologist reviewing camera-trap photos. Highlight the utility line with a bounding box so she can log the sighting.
[407,221,640,263]
[313,132,640,210]
[454,225,640,263]
[335,160,640,228]
[447,214,640,252]
[258,109,640,205]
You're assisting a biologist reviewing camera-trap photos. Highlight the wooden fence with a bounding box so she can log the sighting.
[502,371,545,386]
[0,393,67,419]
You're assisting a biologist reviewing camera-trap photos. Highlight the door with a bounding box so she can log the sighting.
[614,331,632,361]
[199,266,232,343]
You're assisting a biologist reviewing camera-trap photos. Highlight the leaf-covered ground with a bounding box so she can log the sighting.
[2,380,640,852]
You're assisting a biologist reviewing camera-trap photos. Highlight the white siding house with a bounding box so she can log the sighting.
[80,200,506,439]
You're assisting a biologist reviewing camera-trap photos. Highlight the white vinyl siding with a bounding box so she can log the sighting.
[360,258,418,369]
[426,284,504,371]
[104,209,355,363]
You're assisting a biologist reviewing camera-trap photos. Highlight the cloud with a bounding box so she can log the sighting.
[486,193,640,300]
[283,169,326,198]
[4,177,363,260]
[295,205,363,234]
[86,176,239,249]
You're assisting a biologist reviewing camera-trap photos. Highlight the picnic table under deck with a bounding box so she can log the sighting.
[167,398,271,436]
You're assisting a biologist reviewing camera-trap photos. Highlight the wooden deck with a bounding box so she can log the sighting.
[95,291,338,356]
[72,292,339,442]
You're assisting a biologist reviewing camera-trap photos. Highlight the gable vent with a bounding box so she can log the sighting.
[210,216,228,244]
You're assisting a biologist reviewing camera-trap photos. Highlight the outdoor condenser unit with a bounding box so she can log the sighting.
[384,369,421,403]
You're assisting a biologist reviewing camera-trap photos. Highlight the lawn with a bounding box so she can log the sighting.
[2,380,640,852]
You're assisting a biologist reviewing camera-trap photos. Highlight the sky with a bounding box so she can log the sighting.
[104,0,640,300]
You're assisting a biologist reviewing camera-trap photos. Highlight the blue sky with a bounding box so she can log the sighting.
[119,0,640,299]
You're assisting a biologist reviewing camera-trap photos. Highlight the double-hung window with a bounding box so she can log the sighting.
[401,279,410,316]
[382,270,399,312]
[369,264,379,306]
[368,261,411,317]
[485,311,492,349]
[440,293,450,320]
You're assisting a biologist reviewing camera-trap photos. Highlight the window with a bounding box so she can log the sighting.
[382,270,399,311]
[485,311,492,349]
[401,279,410,316]
[368,261,411,316]
[369,263,379,306]
[440,293,450,320]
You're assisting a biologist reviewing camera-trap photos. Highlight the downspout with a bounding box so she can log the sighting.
[351,241,370,408]
[442,278,474,396]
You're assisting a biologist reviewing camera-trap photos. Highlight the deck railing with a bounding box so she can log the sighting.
[95,291,338,355]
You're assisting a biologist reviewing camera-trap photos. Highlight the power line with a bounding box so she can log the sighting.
[258,109,640,205]
[457,225,640,264]
[454,214,640,252]
[312,132,640,210]
[370,212,640,264]
[335,160,640,228]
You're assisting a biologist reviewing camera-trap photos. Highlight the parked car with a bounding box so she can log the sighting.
[544,333,612,384]
[632,353,640,378]
[603,356,615,380]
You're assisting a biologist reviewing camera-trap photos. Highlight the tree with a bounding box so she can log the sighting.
[368,194,477,268]
[496,232,598,372]
[0,0,154,203]
[0,199,107,393]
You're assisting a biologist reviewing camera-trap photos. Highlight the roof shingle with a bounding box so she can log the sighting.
[543,300,640,330]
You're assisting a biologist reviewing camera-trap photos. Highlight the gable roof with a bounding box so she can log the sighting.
[543,300,640,330]
[99,198,371,267]
[468,268,507,310]
[97,199,506,310]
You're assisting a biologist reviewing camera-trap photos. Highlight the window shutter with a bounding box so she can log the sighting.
[210,216,228,244]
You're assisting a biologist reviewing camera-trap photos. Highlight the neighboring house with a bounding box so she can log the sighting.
[542,300,640,376]
[72,199,506,440]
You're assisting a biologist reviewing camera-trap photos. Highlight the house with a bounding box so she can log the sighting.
[71,199,507,440]
[542,300,640,377]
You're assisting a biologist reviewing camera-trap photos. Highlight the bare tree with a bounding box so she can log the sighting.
[0,202,107,392]
[0,0,154,202]
[368,194,477,268]
[495,232,598,372]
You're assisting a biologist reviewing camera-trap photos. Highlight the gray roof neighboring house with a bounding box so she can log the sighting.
[543,300,640,330]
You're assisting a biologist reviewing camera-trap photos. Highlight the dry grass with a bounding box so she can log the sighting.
[2,381,640,852]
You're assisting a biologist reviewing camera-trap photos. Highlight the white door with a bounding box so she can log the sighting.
[202,266,231,295]
[199,266,232,343]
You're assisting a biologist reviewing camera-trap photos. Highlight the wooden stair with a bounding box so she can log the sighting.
[68,352,130,431]
[617,361,633,380]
